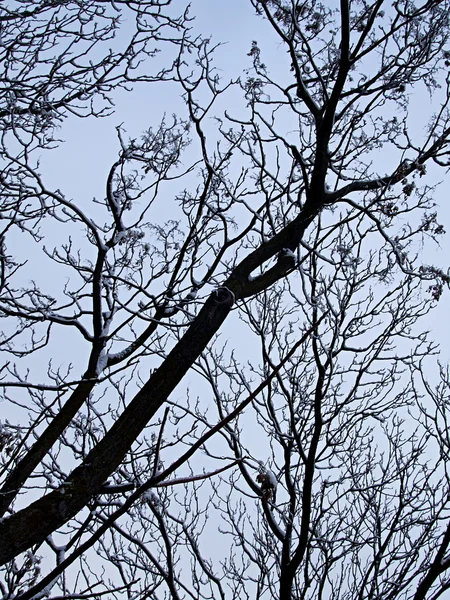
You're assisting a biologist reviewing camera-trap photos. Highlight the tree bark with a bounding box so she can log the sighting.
[0,201,319,565]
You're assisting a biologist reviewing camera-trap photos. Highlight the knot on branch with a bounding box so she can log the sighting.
[213,287,235,307]
[277,248,296,269]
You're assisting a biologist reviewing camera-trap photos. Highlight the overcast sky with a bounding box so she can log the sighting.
[37,0,449,365]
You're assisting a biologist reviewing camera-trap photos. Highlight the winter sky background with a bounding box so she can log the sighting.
[35,0,449,376]
[2,0,450,585]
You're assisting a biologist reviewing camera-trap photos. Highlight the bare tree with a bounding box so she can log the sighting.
[1,0,450,598]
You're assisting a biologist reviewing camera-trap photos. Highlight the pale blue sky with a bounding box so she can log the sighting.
[38,0,449,357]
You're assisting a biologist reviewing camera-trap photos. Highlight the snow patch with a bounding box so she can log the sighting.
[95,350,108,376]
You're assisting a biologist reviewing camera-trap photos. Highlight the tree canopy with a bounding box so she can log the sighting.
[1,1,450,598]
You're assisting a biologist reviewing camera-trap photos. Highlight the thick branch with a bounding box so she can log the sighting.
[0,379,96,518]
[0,194,323,563]
[0,287,235,564]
